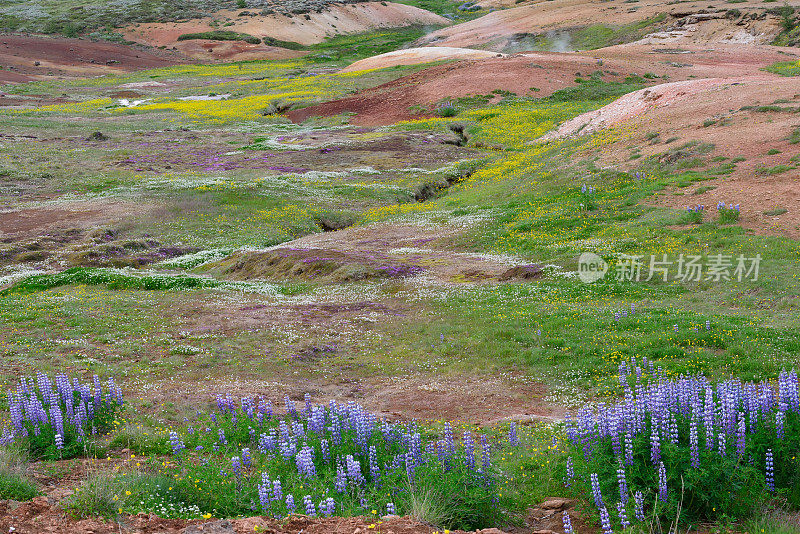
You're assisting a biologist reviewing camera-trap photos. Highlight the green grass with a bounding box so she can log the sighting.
[765,60,800,76]
[177,31,261,45]
[305,26,434,64]
[571,14,668,50]
[0,449,40,501]
[0,0,237,35]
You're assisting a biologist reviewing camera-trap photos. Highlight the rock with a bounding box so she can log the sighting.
[540,498,570,510]
[479,529,508,534]
[184,520,236,533]
[533,530,558,534]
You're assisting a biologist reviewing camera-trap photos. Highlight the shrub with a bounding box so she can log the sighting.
[438,103,458,117]
[65,471,120,519]
[177,31,261,45]
[1,373,123,460]
[262,37,306,50]
[565,362,800,528]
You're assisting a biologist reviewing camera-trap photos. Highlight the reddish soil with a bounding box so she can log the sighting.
[0,33,186,83]
[0,202,152,238]
[0,502,492,534]
[289,44,794,126]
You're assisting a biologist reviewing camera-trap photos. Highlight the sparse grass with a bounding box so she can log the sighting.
[0,449,40,501]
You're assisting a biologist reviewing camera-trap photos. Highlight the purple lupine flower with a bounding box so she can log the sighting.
[591,473,604,509]
[286,494,296,514]
[231,456,241,476]
[650,421,661,464]
[334,462,347,493]
[320,497,335,517]
[218,428,228,446]
[258,481,270,510]
[717,432,727,456]
[634,490,645,521]
[444,422,454,454]
[617,501,630,529]
[564,456,574,487]
[405,451,416,485]
[508,422,519,446]
[599,506,613,534]
[303,495,316,516]
[624,431,633,466]
[169,431,184,455]
[617,462,628,504]
[369,444,380,484]
[480,434,491,472]
[241,448,252,467]
[705,320,711,330]
[346,454,365,486]
[776,409,785,439]
[54,433,64,450]
[690,417,699,468]
[658,461,668,503]
[562,511,574,534]
[272,479,283,502]
[766,449,774,492]
[296,445,316,478]
[386,502,396,515]
[463,431,475,470]
[736,412,746,458]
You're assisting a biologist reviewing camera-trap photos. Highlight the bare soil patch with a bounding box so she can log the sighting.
[0,33,185,83]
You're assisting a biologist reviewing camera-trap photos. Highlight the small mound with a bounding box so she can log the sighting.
[341,47,505,72]
[205,248,423,283]
[539,77,737,141]
[172,40,307,62]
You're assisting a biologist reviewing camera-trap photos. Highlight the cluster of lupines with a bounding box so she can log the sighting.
[581,184,597,194]
[612,303,638,322]
[566,359,799,526]
[164,394,507,529]
[716,201,740,211]
[685,205,706,212]
[1,373,123,459]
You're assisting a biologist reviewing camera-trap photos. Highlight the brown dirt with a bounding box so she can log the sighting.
[121,2,448,48]
[290,43,794,126]
[0,201,151,238]
[0,33,186,83]
[0,501,506,534]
